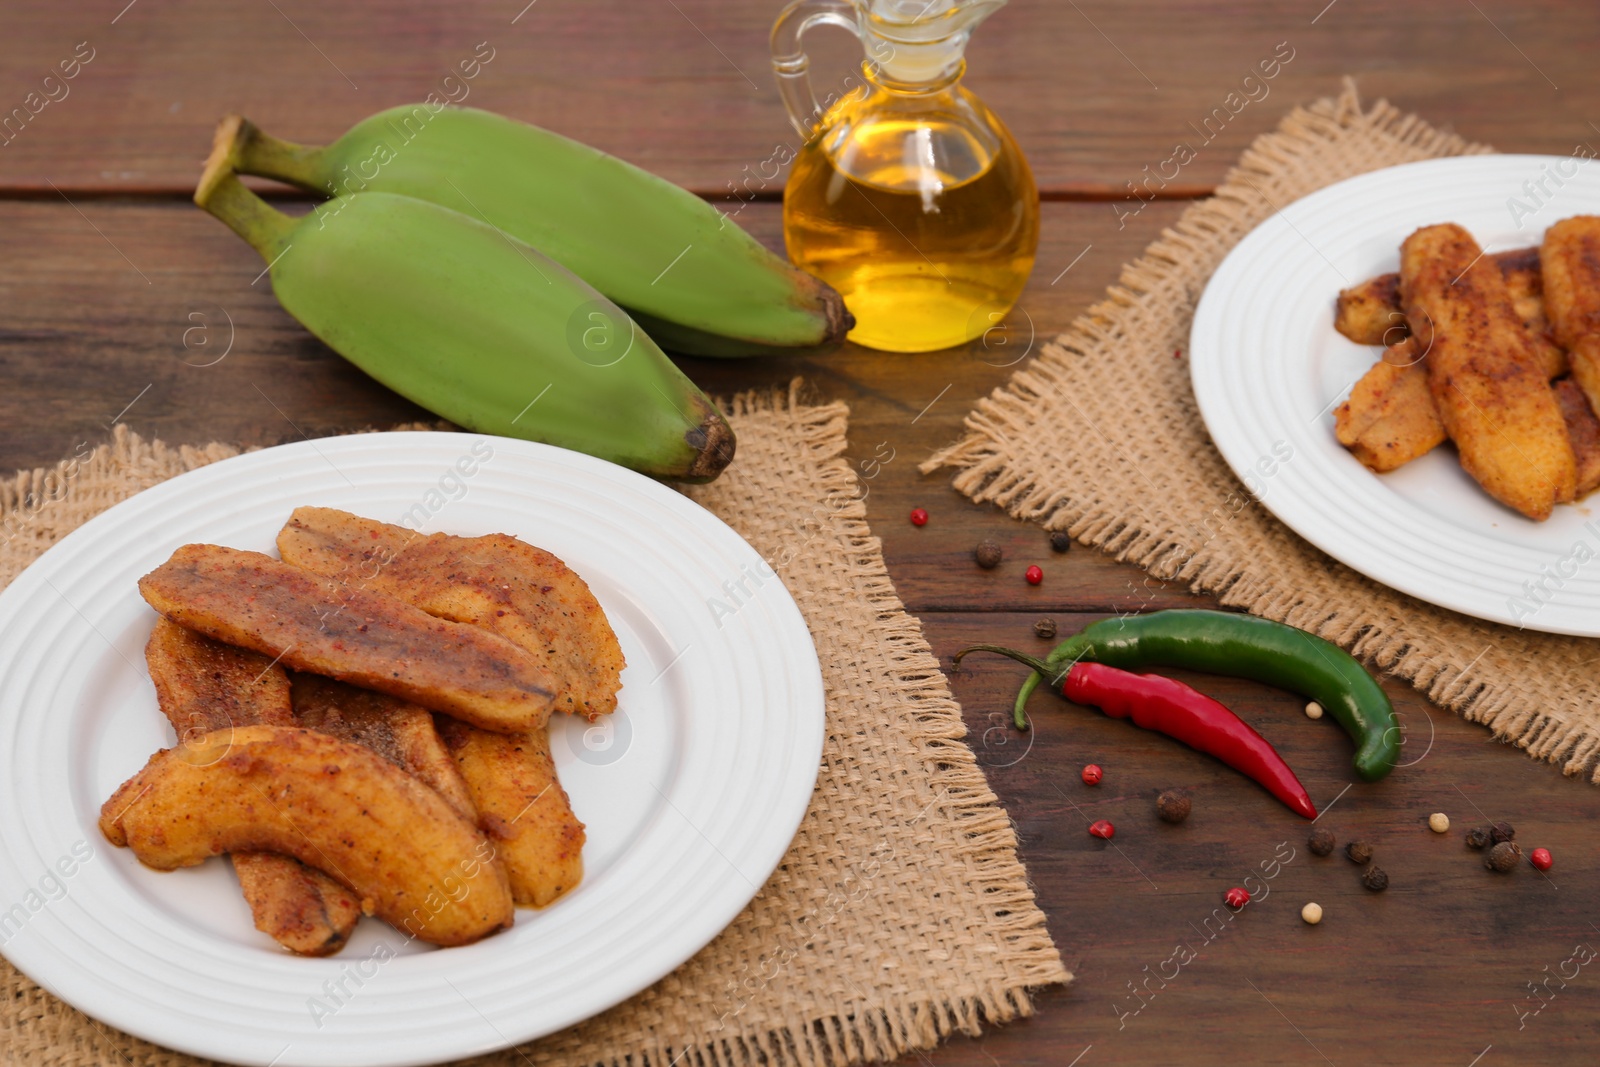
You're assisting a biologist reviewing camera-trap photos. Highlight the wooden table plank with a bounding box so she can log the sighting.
[1,0,1597,196]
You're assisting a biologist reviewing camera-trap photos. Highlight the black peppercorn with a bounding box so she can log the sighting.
[1308,827,1336,856]
[1486,841,1522,872]
[1050,530,1072,553]
[974,540,1003,569]
[1033,617,1058,639]
[1490,821,1515,845]
[1345,840,1373,865]
[1362,865,1388,892]
[1156,790,1191,824]
[1465,826,1491,850]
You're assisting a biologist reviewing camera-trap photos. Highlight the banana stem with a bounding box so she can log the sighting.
[228,117,325,190]
[194,115,296,263]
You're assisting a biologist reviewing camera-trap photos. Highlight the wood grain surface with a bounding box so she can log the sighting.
[2,1,1598,196]
[3,2,1599,1065]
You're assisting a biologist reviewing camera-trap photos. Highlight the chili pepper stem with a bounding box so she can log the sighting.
[1013,637,1087,731]
[953,644,1062,678]
[1013,670,1043,731]
[955,645,1066,731]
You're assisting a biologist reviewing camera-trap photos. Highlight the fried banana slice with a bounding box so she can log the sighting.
[1334,339,1447,472]
[278,508,602,905]
[139,544,556,733]
[231,853,362,956]
[1402,224,1576,520]
[1337,248,1566,378]
[277,507,623,720]
[1332,338,1586,478]
[1335,271,1406,347]
[1499,248,1567,379]
[290,672,477,821]
[146,617,296,735]
[1555,378,1600,499]
[101,725,514,947]
[435,716,585,907]
[146,619,360,956]
[1558,341,1600,436]
[1540,216,1600,420]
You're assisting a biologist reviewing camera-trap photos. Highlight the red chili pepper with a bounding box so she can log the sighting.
[1061,661,1317,819]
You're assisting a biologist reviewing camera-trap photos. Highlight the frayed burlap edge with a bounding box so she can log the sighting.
[0,384,1066,1067]
[527,380,1067,1067]
[710,383,1066,1061]
[923,79,1600,783]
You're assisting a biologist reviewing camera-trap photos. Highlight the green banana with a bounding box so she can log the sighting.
[221,105,852,357]
[195,117,734,483]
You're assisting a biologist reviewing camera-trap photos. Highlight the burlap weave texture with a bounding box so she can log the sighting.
[925,82,1600,782]
[0,385,1067,1066]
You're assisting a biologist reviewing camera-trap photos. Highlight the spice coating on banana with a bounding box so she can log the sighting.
[100,725,514,947]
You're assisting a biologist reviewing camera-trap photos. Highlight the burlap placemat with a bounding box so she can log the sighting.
[925,80,1600,782]
[0,384,1067,1066]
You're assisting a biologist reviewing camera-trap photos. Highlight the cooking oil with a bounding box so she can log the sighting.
[784,93,1037,352]
[772,0,1038,352]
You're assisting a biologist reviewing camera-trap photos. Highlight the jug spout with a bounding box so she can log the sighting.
[864,0,1006,33]
[769,0,1006,137]
[862,0,1005,84]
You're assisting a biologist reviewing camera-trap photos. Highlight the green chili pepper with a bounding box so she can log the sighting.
[1000,609,1400,781]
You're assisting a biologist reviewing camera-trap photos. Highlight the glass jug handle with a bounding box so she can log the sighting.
[770,0,861,140]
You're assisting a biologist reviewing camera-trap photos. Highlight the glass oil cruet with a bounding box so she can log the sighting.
[771,0,1038,353]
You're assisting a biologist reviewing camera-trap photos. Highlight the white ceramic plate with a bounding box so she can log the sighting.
[1191,155,1600,636]
[0,432,825,1067]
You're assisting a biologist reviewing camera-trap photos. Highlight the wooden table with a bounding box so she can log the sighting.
[5,2,1599,1063]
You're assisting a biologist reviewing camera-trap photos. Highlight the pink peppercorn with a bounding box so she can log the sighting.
[909,508,928,526]
[1025,565,1043,585]
[1530,847,1553,871]
[1081,764,1103,786]
[1088,820,1115,840]
[1224,887,1250,909]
